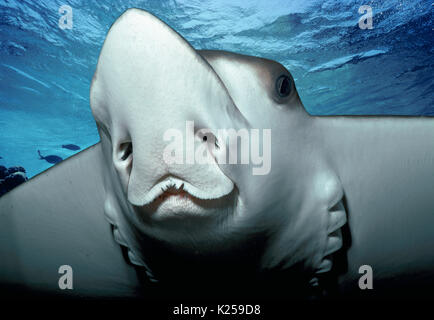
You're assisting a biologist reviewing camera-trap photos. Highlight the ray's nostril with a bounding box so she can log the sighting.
[203,135,207,142]
[120,142,133,161]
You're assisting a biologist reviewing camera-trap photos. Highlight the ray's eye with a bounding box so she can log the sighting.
[275,75,292,97]
[120,142,132,161]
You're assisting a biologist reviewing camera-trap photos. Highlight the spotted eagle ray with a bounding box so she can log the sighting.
[0,9,433,299]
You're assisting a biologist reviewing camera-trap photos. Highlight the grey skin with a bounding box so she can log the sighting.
[0,9,433,299]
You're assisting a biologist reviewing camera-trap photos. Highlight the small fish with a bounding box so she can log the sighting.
[0,156,2,159]
[62,144,81,151]
[37,150,62,164]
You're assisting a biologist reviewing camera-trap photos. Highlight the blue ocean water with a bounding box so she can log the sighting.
[0,0,433,179]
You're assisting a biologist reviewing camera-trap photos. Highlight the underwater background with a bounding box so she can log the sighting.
[0,0,433,182]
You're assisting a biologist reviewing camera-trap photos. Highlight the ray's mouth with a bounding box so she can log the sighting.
[129,175,237,220]
[155,183,194,202]
[130,176,234,207]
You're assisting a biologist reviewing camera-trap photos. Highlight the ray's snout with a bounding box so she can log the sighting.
[90,9,237,213]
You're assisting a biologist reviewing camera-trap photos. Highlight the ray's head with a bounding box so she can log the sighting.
[89,8,311,266]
